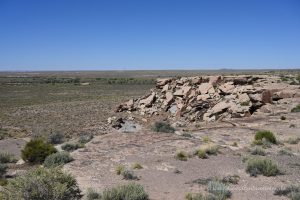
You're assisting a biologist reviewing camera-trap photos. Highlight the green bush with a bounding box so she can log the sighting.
[78,134,93,144]
[286,137,300,144]
[0,152,16,163]
[274,185,300,200]
[222,175,240,185]
[86,188,101,200]
[102,183,149,200]
[254,130,277,144]
[185,192,212,200]
[0,163,8,177]
[61,143,84,152]
[246,158,280,177]
[197,149,208,159]
[48,132,64,144]
[196,145,219,160]
[116,165,125,175]
[2,167,82,200]
[121,170,137,180]
[132,163,143,169]
[152,122,175,133]
[176,151,188,161]
[207,180,231,200]
[291,104,300,113]
[43,152,74,168]
[21,139,57,164]
[251,147,266,156]
[278,148,293,156]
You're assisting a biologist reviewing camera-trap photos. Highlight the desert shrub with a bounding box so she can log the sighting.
[222,175,240,185]
[182,133,193,138]
[86,188,101,200]
[202,136,211,143]
[0,152,16,163]
[132,163,143,169]
[176,151,188,161]
[254,130,277,144]
[205,145,220,155]
[21,139,57,164]
[274,185,300,200]
[0,178,8,186]
[291,104,300,113]
[278,148,293,156]
[197,149,208,159]
[102,183,149,200]
[48,132,64,144]
[78,134,93,144]
[252,138,272,148]
[152,122,175,133]
[281,116,286,120]
[231,142,238,147]
[246,158,280,177]
[3,167,82,200]
[43,152,74,168]
[116,165,125,175]
[185,192,213,200]
[121,169,137,180]
[0,163,8,177]
[251,147,266,156]
[207,180,231,200]
[61,143,84,152]
[286,137,300,144]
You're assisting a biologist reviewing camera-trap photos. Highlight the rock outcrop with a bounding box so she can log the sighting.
[115,75,300,122]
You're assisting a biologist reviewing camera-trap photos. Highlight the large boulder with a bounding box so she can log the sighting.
[156,78,172,88]
[198,83,213,94]
[261,90,273,104]
[209,76,222,86]
[163,92,174,107]
[139,92,156,107]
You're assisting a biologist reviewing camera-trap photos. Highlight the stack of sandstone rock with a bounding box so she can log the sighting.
[116,75,299,122]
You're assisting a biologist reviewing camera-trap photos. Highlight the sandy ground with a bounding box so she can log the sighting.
[64,98,300,200]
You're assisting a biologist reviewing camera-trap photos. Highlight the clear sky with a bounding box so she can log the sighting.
[0,0,299,71]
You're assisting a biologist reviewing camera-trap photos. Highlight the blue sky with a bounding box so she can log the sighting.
[0,0,299,71]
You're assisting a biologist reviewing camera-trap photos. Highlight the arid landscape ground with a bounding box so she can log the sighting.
[0,70,299,200]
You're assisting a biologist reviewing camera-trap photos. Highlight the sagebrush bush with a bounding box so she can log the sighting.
[116,165,125,175]
[43,152,74,168]
[61,143,84,152]
[251,147,266,156]
[197,145,220,156]
[132,163,143,169]
[48,132,64,144]
[185,192,212,200]
[102,183,149,200]
[152,122,175,133]
[0,152,16,163]
[121,170,137,180]
[3,167,82,200]
[86,188,101,200]
[176,151,188,161]
[274,185,300,200]
[208,180,231,200]
[254,130,277,144]
[222,175,240,185]
[21,139,57,164]
[278,148,293,156]
[286,138,300,144]
[197,149,208,159]
[291,104,300,113]
[78,134,93,144]
[0,163,8,177]
[246,158,280,177]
